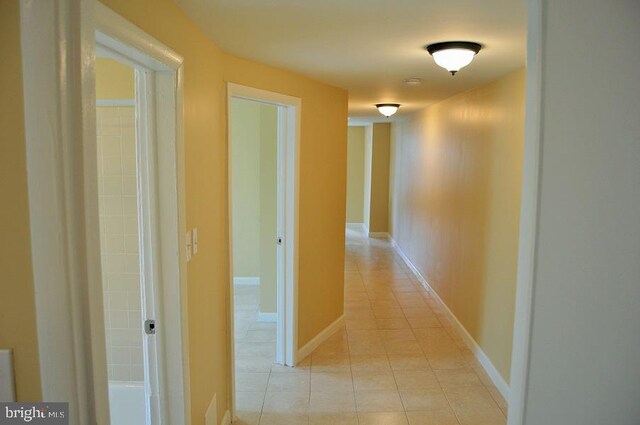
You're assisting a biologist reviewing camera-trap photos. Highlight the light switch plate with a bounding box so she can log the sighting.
[186,231,192,262]
[192,228,198,254]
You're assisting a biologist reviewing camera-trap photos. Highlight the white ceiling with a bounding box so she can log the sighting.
[175,0,526,123]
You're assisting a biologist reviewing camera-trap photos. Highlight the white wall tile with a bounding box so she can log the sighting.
[103,234,124,254]
[122,176,137,196]
[124,234,139,254]
[103,196,123,216]
[97,106,144,383]
[122,196,137,216]
[102,157,122,176]
[103,176,123,196]
[124,216,138,235]
[103,216,124,235]
[121,157,137,175]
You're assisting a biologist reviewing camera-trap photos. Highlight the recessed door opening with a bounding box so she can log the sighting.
[227,83,301,422]
[94,57,148,425]
[230,98,279,416]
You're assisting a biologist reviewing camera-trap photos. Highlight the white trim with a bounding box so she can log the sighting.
[221,410,231,425]
[95,7,182,70]
[96,98,135,107]
[20,1,102,422]
[390,239,510,400]
[346,223,366,233]
[227,83,301,422]
[233,277,260,286]
[368,232,390,240]
[297,315,345,361]
[0,350,16,401]
[508,0,543,424]
[256,312,278,323]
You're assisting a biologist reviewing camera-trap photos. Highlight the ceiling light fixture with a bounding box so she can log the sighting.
[376,103,400,117]
[425,41,482,76]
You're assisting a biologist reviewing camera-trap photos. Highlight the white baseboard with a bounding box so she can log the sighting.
[256,312,277,322]
[221,410,231,425]
[390,238,510,400]
[368,231,390,240]
[346,222,366,233]
[297,314,345,361]
[233,277,260,286]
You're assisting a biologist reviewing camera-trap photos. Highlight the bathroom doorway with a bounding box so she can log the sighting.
[94,56,149,425]
[93,6,189,423]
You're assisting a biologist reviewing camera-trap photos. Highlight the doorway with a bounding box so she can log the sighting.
[94,56,148,425]
[227,83,301,421]
[230,98,278,423]
[94,5,189,424]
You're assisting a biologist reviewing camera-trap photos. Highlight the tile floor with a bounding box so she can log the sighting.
[233,227,507,425]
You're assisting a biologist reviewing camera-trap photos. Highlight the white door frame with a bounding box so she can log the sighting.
[19,1,190,424]
[227,83,301,420]
[508,0,543,424]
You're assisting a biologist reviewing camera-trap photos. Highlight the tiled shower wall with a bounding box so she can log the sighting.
[96,106,144,383]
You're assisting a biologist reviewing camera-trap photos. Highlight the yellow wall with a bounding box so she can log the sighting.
[389,69,525,381]
[258,104,278,314]
[363,125,373,228]
[231,99,262,277]
[369,123,391,233]
[346,127,365,223]
[0,0,42,402]
[95,58,135,99]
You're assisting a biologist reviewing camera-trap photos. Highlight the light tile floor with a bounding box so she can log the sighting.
[234,227,507,425]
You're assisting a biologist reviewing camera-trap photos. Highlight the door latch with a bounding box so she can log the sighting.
[277,237,283,245]
[144,319,156,335]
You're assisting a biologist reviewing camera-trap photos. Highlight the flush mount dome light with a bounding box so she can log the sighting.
[425,41,482,75]
[376,103,400,117]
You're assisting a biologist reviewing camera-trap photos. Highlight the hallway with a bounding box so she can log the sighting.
[234,227,507,425]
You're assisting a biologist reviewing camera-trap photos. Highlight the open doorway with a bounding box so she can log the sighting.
[227,84,301,422]
[93,5,189,424]
[94,57,147,424]
[230,98,279,422]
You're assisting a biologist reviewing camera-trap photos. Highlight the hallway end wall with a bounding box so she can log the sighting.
[346,126,365,224]
[389,69,526,383]
[369,123,391,234]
